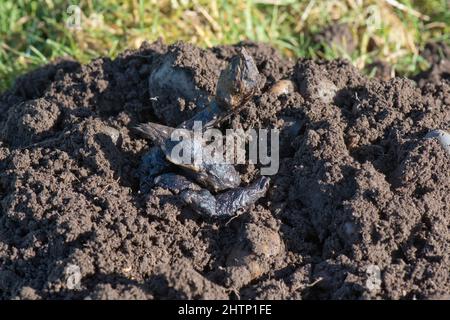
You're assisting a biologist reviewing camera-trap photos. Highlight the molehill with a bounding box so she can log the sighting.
[0,40,450,299]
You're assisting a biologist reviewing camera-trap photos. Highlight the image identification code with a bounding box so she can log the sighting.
[178,304,272,317]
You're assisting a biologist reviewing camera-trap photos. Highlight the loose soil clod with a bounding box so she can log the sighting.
[425,129,450,156]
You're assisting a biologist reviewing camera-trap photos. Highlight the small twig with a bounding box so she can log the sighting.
[225,210,245,226]
[196,5,221,32]
[384,0,430,21]
[306,277,323,288]
[293,277,323,291]
[300,0,316,24]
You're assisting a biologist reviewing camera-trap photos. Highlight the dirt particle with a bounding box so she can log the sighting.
[225,222,283,288]
[295,60,338,104]
[2,98,60,147]
[65,264,82,290]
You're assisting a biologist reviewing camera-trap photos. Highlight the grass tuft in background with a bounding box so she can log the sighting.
[0,0,449,92]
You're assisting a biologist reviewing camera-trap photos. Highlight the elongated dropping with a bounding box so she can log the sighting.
[180,176,271,217]
[135,121,241,191]
[180,48,260,129]
[154,173,201,193]
[215,48,259,111]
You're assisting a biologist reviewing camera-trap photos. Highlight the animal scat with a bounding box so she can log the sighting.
[215,48,260,110]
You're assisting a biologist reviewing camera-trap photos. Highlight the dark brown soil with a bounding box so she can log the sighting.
[313,23,356,55]
[1,40,450,300]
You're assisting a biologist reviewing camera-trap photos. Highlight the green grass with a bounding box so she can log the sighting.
[0,0,449,92]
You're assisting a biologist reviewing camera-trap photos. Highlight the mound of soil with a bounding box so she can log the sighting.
[1,40,450,300]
